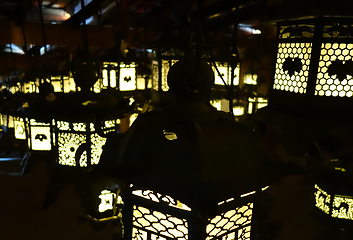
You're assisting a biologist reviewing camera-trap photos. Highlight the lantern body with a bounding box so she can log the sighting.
[212,62,240,86]
[101,62,141,91]
[50,75,76,93]
[28,119,55,151]
[270,17,353,114]
[247,97,268,115]
[2,114,14,129]
[56,119,118,167]
[122,186,267,240]
[14,116,27,140]
[23,82,37,93]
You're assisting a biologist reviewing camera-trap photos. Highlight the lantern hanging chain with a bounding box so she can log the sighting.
[229,1,240,119]
[38,0,49,73]
[80,0,89,52]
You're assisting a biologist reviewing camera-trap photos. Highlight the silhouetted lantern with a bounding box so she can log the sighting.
[23,81,37,93]
[56,119,118,167]
[14,116,27,140]
[98,55,284,240]
[248,97,268,115]
[314,159,353,228]
[212,62,240,87]
[101,62,142,92]
[28,119,55,151]
[50,75,76,93]
[270,17,353,114]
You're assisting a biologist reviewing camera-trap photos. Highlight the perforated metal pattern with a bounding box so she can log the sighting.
[29,120,52,151]
[315,43,353,97]
[14,117,26,140]
[206,203,253,240]
[132,190,191,211]
[90,133,107,165]
[314,184,331,215]
[273,43,312,93]
[332,195,353,220]
[132,205,188,240]
[58,132,86,166]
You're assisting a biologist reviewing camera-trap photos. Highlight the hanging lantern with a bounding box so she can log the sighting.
[50,75,76,93]
[56,119,118,167]
[121,184,269,240]
[14,116,27,140]
[212,61,240,87]
[268,17,353,115]
[98,55,285,240]
[247,97,268,115]
[28,119,55,151]
[313,158,353,229]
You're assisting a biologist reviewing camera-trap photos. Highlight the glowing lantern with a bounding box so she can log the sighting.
[2,114,14,129]
[28,119,55,151]
[248,97,268,114]
[56,119,118,167]
[23,81,37,93]
[270,17,353,113]
[120,185,269,240]
[314,159,353,226]
[14,116,27,140]
[210,99,245,117]
[212,62,240,86]
[50,75,76,93]
[101,62,141,91]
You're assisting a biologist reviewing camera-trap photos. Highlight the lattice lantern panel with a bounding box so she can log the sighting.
[28,119,54,151]
[212,62,240,86]
[56,120,117,167]
[124,187,268,240]
[273,42,312,93]
[14,117,27,140]
[272,18,353,111]
[315,43,353,97]
[314,184,353,221]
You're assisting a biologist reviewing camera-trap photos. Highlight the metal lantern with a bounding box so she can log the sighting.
[28,119,55,151]
[56,119,118,167]
[269,17,353,114]
[313,158,353,232]
[212,62,240,87]
[50,75,76,93]
[14,116,27,140]
[22,81,37,93]
[98,55,285,240]
[101,62,143,92]
[121,185,269,240]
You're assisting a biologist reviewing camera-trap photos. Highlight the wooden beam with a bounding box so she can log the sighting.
[0,19,116,48]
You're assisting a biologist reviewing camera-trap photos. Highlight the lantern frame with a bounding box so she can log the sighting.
[270,17,353,115]
[120,183,268,240]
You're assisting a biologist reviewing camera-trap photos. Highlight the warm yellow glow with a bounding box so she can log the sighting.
[233,106,244,116]
[273,42,312,93]
[133,206,188,239]
[241,191,256,198]
[29,119,52,151]
[98,190,116,213]
[248,97,268,114]
[119,63,136,91]
[210,99,222,110]
[102,69,108,87]
[132,190,191,211]
[110,70,117,88]
[262,186,270,191]
[14,117,26,140]
[129,113,139,126]
[332,195,353,220]
[314,184,331,214]
[243,74,257,85]
[51,80,62,92]
[152,60,171,92]
[163,130,177,140]
[57,121,109,167]
[137,75,146,90]
[212,62,240,85]
[315,43,353,97]
[206,203,253,240]
[23,82,36,93]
